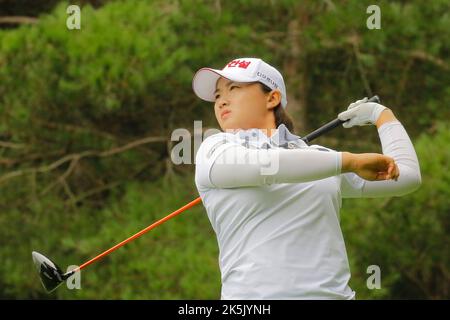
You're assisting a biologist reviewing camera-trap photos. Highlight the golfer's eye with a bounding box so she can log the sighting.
[215,94,220,100]
[230,85,238,90]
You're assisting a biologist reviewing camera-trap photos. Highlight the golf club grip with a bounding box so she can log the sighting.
[301,95,380,144]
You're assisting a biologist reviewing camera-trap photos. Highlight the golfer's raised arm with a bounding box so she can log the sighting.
[340,107,422,198]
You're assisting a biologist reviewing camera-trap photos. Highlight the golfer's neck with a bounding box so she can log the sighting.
[265,127,276,137]
[228,121,276,137]
[262,121,277,137]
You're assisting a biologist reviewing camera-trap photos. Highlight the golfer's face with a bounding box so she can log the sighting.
[214,77,269,131]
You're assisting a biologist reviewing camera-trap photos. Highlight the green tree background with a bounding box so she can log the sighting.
[0,0,448,299]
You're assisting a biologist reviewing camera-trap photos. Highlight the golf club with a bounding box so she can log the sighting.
[302,95,380,144]
[32,197,201,292]
[32,95,380,293]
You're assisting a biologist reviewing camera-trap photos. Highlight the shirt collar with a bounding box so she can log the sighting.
[235,124,308,148]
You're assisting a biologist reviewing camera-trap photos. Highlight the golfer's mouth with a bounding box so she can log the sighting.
[221,110,231,119]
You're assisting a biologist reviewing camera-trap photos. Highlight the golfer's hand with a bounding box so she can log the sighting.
[338,98,387,128]
[342,152,399,181]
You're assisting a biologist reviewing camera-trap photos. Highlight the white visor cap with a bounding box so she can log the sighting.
[192,57,288,108]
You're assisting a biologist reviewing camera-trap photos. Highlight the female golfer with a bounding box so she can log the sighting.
[192,57,421,299]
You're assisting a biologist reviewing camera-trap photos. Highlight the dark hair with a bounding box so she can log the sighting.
[258,83,295,133]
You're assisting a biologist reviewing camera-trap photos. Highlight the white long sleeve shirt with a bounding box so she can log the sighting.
[194,122,421,300]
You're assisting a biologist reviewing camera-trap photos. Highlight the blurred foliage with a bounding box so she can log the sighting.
[342,123,449,299]
[0,0,448,299]
[0,173,220,299]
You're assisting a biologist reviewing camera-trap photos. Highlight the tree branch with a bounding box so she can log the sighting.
[40,156,80,196]
[0,141,27,149]
[34,119,118,142]
[351,34,373,97]
[66,160,152,206]
[33,118,158,158]
[69,181,122,205]
[0,136,167,185]
[409,50,449,70]
[0,149,65,167]
[0,16,38,25]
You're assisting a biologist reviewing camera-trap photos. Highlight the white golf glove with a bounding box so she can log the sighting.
[338,97,387,128]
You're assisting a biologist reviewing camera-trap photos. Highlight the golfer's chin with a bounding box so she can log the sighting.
[219,120,242,133]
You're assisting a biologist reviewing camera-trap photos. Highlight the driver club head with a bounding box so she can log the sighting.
[32,251,72,293]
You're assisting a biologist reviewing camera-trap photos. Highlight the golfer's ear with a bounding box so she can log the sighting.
[267,90,281,110]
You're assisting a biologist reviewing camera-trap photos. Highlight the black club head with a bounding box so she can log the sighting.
[32,251,71,293]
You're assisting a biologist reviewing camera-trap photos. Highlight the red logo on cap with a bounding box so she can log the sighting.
[225,59,251,69]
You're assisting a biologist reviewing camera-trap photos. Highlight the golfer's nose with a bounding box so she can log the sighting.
[218,97,229,109]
